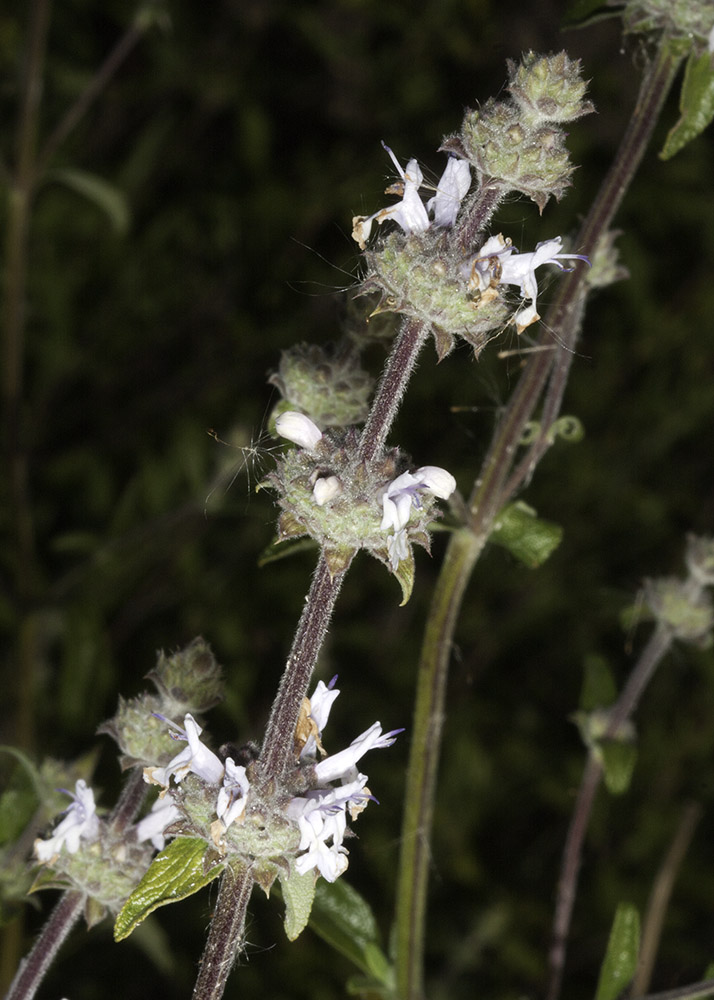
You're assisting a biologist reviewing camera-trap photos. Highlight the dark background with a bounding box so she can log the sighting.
[2,1,714,998]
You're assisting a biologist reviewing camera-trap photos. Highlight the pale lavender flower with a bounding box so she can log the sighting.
[427,156,471,227]
[498,236,589,332]
[144,714,224,790]
[352,145,470,247]
[216,758,251,829]
[275,411,323,451]
[136,794,181,851]
[287,683,401,882]
[381,465,456,569]
[34,780,100,863]
[314,721,402,785]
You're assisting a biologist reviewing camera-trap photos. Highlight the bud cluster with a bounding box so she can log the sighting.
[619,0,714,51]
[268,412,455,601]
[635,535,714,646]
[99,638,225,770]
[269,342,373,429]
[446,51,593,212]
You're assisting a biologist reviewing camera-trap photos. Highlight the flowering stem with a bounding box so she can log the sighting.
[261,314,432,780]
[493,40,683,509]
[357,318,428,462]
[192,863,254,1000]
[3,892,85,1000]
[393,527,486,1000]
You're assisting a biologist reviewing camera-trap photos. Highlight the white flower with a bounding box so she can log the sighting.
[144,714,224,790]
[216,758,251,829]
[287,684,401,883]
[275,411,323,451]
[498,236,589,333]
[34,780,100,863]
[314,721,402,784]
[313,475,342,506]
[380,465,456,568]
[136,794,181,851]
[352,145,469,248]
[427,156,471,227]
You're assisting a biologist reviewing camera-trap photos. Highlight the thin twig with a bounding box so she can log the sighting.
[633,802,702,996]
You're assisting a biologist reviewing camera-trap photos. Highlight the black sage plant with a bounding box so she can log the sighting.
[3,2,714,1000]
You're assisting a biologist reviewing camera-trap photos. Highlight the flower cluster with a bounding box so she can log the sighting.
[272,411,456,597]
[34,780,100,863]
[139,680,400,884]
[288,677,402,882]
[143,713,250,848]
[463,233,589,333]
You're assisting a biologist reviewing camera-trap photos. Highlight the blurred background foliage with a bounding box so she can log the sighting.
[1,1,714,998]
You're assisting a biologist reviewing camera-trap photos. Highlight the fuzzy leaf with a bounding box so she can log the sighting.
[394,547,415,606]
[595,903,640,1000]
[599,739,637,795]
[309,879,393,986]
[490,501,563,568]
[579,655,617,713]
[114,838,224,941]
[661,51,714,160]
[46,168,131,235]
[279,866,316,941]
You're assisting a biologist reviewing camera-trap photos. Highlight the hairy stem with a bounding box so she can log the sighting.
[3,892,84,1000]
[259,555,347,780]
[394,527,485,1000]
[357,318,428,462]
[191,864,254,1000]
[261,313,433,780]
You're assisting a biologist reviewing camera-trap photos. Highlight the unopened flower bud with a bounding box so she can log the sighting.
[313,476,342,506]
[276,411,323,451]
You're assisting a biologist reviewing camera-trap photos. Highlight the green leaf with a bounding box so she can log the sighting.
[661,51,714,160]
[257,536,318,567]
[490,501,563,568]
[394,546,415,606]
[599,739,638,795]
[309,879,393,986]
[279,866,316,941]
[114,838,224,941]
[562,0,622,29]
[579,655,617,713]
[595,903,640,1000]
[45,167,131,235]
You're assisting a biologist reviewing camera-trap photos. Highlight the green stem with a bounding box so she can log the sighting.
[392,38,683,1000]
[394,528,485,1000]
